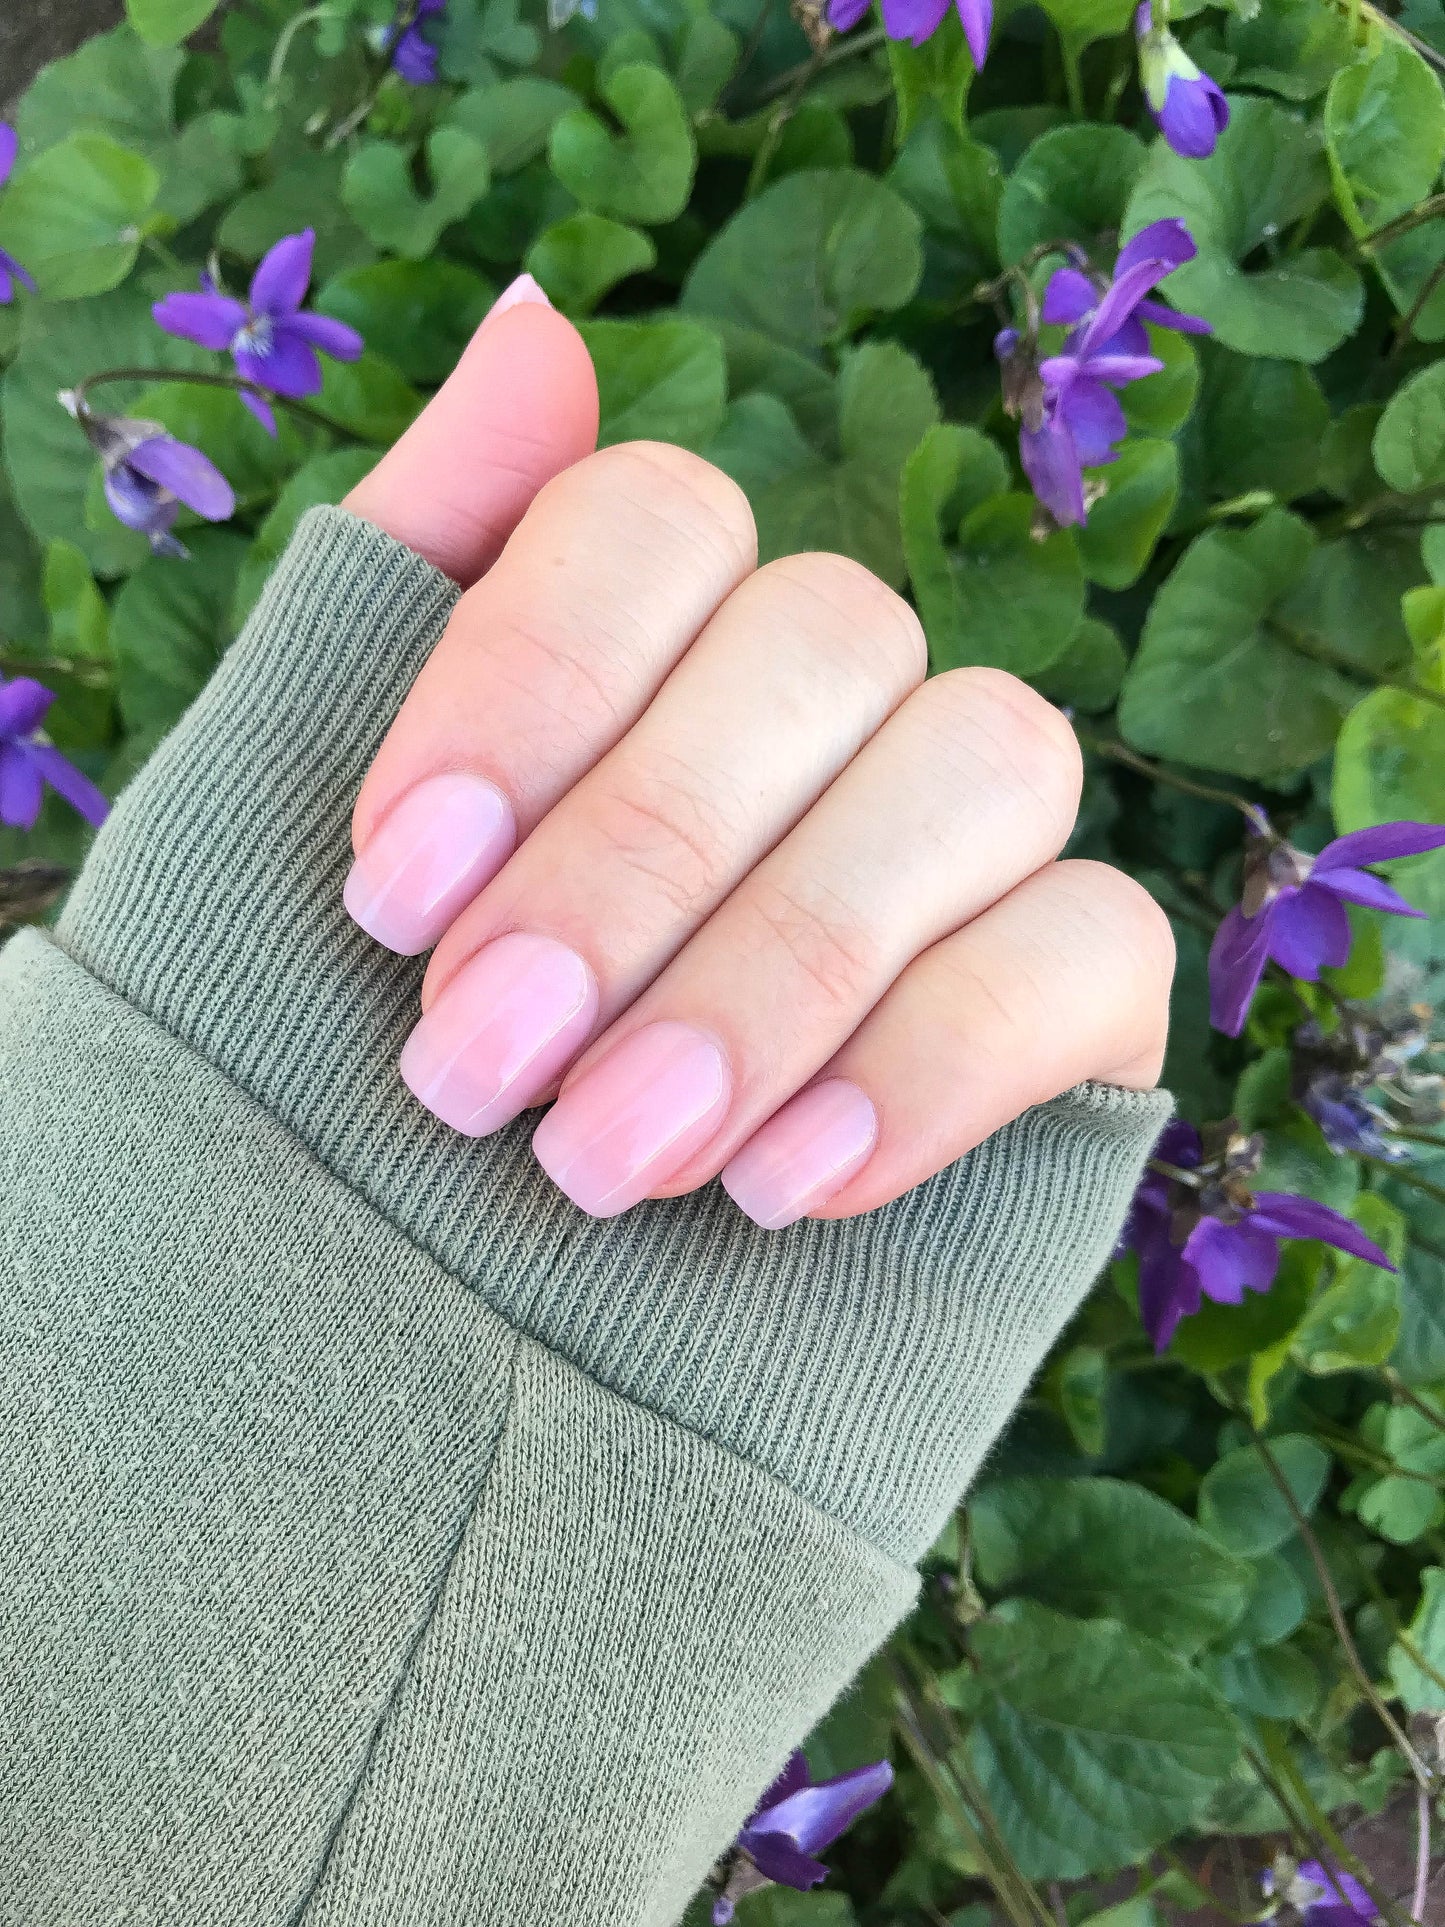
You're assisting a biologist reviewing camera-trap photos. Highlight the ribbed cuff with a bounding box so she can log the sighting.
[59,507,1170,1564]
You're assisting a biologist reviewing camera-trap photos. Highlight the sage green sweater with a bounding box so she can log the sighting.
[0,508,1170,1926]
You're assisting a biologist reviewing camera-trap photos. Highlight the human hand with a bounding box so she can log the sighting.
[341,280,1174,1228]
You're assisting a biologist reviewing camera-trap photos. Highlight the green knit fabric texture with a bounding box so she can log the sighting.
[0,507,1171,1922]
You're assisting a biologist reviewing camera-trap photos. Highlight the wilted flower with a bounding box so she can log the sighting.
[1293,999,1441,1161]
[0,124,36,304]
[0,677,108,832]
[62,397,235,558]
[1136,1,1229,158]
[827,0,992,71]
[1262,1855,1379,1927]
[1208,811,1445,1037]
[710,1752,893,1924]
[1125,1119,1395,1351]
[389,0,447,82]
[1001,220,1207,527]
[152,229,364,435]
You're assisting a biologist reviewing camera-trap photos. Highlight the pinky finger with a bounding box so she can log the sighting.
[718,859,1175,1230]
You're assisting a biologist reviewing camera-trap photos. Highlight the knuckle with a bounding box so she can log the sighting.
[913,667,1083,841]
[742,875,881,1020]
[587,755,738,920]
[1055,859,1177,1001]
[754,552,928,690]
[571,441,757,577]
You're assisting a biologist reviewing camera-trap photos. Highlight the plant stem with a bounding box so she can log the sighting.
[1393,256,1445,357]
[1059,35,1085,115]
[1269,620,1445,716]
[1384,1370,1445,1438]
[1070,723,1259,816]
[1413,1779,1432,1924]
[1363,193,1445,254]
[1254,1738,1415,1927]
[1366,1159,1445,1210]
[1246,1424,1434,1790]
[751,24,886,103]
[72,367,359,441]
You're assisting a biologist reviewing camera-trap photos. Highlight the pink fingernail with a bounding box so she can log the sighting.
[721,1079,878,1231]
[486,272,552,320]
[344,772,515,956]
[532,1021,731,1218]
[400,933,598,1137]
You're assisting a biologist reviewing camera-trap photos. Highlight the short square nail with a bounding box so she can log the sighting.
[531,1021,731,1219]
[400,933,597,1136]
[720,1079,878,1231]
[344,772,515,956]
[486,272,552,319]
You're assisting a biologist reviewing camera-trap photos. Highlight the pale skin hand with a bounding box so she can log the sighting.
[341,282,1175,1228]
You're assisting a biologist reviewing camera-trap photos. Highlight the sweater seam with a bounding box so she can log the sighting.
[31,925,917,1584]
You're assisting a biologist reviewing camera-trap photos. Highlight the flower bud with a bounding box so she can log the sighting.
[1135,0,1230,158]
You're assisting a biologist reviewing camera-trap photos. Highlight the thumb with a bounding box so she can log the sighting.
[343,275,600,587]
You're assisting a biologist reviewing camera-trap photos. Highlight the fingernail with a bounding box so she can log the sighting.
[344,772,515,956]
[400,933,598,1137]
[532,1021,731,1219]
[721,1079,878,1231]
[486,272,552,320]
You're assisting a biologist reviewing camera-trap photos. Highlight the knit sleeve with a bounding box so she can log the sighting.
[0,507,1169,1925]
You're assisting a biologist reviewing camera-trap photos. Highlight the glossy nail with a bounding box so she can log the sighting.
[486,272,552,320]
[344,772,515,956]
[400,933,598,1136]
[721,1079,878,1231]
[532,1021,731,1218]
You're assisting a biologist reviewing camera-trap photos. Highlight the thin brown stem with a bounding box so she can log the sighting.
[1366,1160,1445,1211]
[1071,724,1258,816]
[751,24,886,103]
[1393,256,1445,356]
[1384,1370,1445,1439]
[72,367,358,440]
[1246,1425,1434,1789]
[1413,1780,1432,1924]
[1363,193,1445,254]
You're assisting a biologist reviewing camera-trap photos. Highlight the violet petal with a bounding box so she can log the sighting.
[1266,884,1351,980]
[1183,1215,1282,1304]
[1207,902,1274,1036]
[285,309,365,361]
[0,676,55,737]
[1315,865,1426,919]
[0,741,44,829]
[1250,1193,1397,1271]
[1313,820,1445,871]
[152,289,247,350]
[127,436,236,522]
[30,743,110,828]
[248,227,315,318]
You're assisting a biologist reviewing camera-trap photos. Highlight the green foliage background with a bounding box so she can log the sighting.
[4,0,1445,1917]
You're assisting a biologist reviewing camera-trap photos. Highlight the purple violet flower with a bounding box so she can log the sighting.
[63,398,236,558]
[711,1753,893,1924]
[827,0,992,72]
[999,220,1208,527]
[1125,1120,1396,1352]
[151,230,364,436]
[389,0,447,83]
[0,124,37,304]
[1136,1,1229,158]
[1263,1857,1379,1927]
[1208,812,1445,1037]
[0,677,109,832]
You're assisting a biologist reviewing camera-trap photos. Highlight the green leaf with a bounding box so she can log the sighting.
[1118,510,1360,778]
[110,528,247,746]
[579,316,727,451]
[1036,0,1137,55]
[1186,349,1330,503]
[549,64,696,225]
[1333,686,1445,920]
[902,426,1081,676]
[158,109,246,225]
[1326,41,1445,234]
[744,1893,859,1927]
[1231,1551,1309,1645]
[971,1476,1253,1652]
[1358,1472,1445,1544]
[0,134,158,302]
[125,0,220,46]
[1274,530,1422,676]
[744,340,939,587]
[703,393,821,501]
[996,125,1147,267]
[444,76,578,173]
[1225,0,1358,101]
[1053,1342,1110,1455]
[316,352,423,446]
[1197,1434,1329,1556]
[1206,1643,1319,1719]
[1078,440,1179,591]
[1170,1242,1317,1375]
[42,541,109,663]
[682,169,924,354]
[675,10,741,115]
[231,449,376,629]
[15,24,179,156]
[1292,1224,1403,1375]
[1121,325,1200,439]
[1033,616,1127,713]
[2,288,210,574]
[316,260,493,386]
[219,149,371,281]
[343,129,492,260]
[949,1601,1242,1878]
[1124,98,1363,363]
[527,213,656,314]
[1374,360,1445,494]
[1390,1567,1445,1712]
